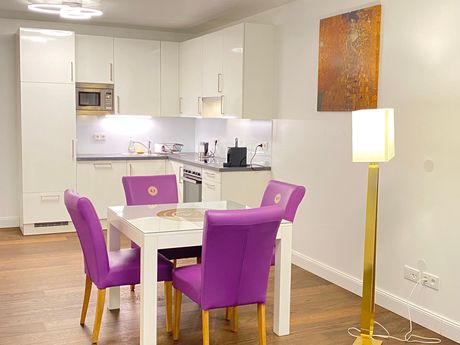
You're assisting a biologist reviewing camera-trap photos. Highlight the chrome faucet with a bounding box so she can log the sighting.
[128,140,152,154]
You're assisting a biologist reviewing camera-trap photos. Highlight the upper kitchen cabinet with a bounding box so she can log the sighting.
[160,41,180,116]
[179,37,203,116]
[202,31,223,97]
[19,28,75,84]
[114,38,161,116]
[75,35,114,83]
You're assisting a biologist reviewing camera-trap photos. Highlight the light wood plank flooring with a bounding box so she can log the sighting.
[0,228,456,345]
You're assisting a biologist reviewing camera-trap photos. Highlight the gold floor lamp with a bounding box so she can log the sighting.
[352,108,395,345]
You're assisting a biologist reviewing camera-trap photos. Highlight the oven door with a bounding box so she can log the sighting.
[183,175,202,203]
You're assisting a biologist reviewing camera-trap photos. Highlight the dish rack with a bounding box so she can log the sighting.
[155,143,184,154]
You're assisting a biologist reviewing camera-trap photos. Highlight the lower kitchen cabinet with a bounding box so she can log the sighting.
[128,160,166,176]
[166,160,184,203]
[77,161,127,219]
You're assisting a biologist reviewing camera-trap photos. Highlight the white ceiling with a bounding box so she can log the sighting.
[0,0,297,33]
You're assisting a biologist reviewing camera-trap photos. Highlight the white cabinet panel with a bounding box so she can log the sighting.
[77,161,127,218]
[202,32,223,97]
[22,192,69,224]
[222,24,244,117]
[128,160,166,176]
[76,35,114,83]
[179,37,203,116]
[19,28,75,84]
[114,38,160,116]
[202,181,222,202]
[167,160,183,203]
[160,41,180,116]
[20,83,76,193]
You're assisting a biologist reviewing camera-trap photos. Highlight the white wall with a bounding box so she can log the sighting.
[246,0,460,341]
[194,118,272,165]
[76,117,196,154]
[0,17,190,228]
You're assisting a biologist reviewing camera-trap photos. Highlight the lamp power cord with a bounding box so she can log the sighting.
[347,278,441,344]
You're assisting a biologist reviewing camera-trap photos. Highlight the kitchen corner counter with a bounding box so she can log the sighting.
[76,153,271,172]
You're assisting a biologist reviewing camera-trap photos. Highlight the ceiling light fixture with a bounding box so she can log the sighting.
[28,1,103,20]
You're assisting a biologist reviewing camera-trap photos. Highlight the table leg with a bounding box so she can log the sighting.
[107,222,121,310]
[274,224,292,336]
[141,236,158,345]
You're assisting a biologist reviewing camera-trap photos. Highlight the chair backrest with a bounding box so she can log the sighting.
[200,206,283,310]
[260,180,306,222]
[122,174,178,206]
[64,189,109,286]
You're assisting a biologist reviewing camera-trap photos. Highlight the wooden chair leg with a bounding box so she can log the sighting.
[80,275,92,326]
[173,259,178,268]
[91,289,106,344]
[197,257,202,264]
[231,306,238,332]
[164,281,173,333]
[173,289,182,341]
[202,310,210,345]
[130,284,135,292]
[225,307,232,321]
[257,304,266,345]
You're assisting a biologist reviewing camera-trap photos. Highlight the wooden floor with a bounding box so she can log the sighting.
[0,228,456,345]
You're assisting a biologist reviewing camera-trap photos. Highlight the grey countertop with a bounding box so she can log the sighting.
[77,152,271,172]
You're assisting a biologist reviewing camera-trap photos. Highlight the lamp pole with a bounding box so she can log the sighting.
[353,162,382,345]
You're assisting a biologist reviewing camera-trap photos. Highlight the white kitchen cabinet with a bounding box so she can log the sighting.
[114,38,161,116]
[19,28,75,84]
[20,83,76,194]
[221,24,244,116]
[202,181,222,202]
[128,160,166,176]
[76,35,114,83]
[77,161,127,219]
[166,160,184,203]
[179,37,203,116]
[202,31,223,98]
[160,41,180,116]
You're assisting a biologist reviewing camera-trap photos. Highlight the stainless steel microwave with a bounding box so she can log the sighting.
[76,83,114,115]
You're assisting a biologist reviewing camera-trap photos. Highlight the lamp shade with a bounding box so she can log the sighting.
[352,108,395,162]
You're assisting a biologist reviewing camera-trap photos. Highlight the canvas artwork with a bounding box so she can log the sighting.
[317,5,382,111]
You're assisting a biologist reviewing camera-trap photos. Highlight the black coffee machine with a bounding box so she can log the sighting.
[224,138,247,167]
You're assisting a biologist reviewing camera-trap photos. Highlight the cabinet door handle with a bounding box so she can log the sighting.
[94,162,113,169]
[41,195,60,202]
[117,96,120,114]
[70,61,74,82]
[197,97,202,115]
[179,97,182,114]
[71,139,77,160]
[109,63,113,82]
[179,166,183,184]
[129,163,132,176]
[205,171,215,178]
[220,95,224,115]
[218,73,223,93]
[205,183,215,190]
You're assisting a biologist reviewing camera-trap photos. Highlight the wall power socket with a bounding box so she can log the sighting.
[404,265,440,291]
[404,265,420,283]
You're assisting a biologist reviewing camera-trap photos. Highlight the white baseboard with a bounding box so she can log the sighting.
[292,250,460,343]
[0,216,19,228]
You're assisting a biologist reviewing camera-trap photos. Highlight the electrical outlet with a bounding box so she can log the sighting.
[421,272,440,291]
[404,265,420,283]
[261,142,269,151]
[93,133,106,141]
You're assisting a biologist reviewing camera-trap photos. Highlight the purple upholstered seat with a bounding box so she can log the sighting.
[261,180,306,265]
[172,206,283,344]
[122,175,202,260]
[64,189,173,343]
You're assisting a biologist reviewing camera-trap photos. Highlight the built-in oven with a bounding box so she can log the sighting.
[76,83,114,115]
[182,165,202,203]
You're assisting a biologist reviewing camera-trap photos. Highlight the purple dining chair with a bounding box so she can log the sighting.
[226,179,306,323]
[122,174,202,275]
[64,189,173,344]
[172,206,284,345]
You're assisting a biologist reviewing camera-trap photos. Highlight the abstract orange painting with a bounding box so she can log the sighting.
[317,5,381,111]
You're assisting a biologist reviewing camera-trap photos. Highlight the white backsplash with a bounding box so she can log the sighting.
[77,116,272,165]
[76,116,196,154]
[195,118,272,165]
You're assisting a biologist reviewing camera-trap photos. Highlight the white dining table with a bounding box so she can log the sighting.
[106,200,293,345]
